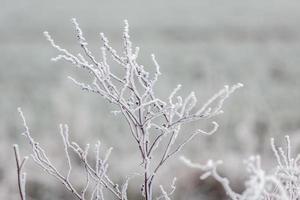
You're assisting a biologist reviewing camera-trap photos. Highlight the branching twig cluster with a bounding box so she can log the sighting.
[17,107,126,200]
[15,19,242,200]
[182,136,300,200]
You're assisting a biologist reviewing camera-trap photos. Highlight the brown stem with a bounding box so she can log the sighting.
[13,145,26,200]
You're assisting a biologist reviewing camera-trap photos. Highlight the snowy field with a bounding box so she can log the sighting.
[1,0,300,199]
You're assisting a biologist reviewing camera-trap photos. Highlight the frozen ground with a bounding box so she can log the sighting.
[1,0,300,199]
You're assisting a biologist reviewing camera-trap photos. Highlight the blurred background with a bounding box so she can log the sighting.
[1,0,300,199]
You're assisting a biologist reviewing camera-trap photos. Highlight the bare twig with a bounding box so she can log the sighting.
[13,144,28,200]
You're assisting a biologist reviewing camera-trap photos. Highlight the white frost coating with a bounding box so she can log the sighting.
[182,136,300,200]
[18,107,122,200]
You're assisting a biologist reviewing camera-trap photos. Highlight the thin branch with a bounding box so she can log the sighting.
[13,144,28,200]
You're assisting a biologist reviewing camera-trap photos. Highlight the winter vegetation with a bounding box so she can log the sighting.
[13,16,300,200]
[3,1,300,200]
[182,135,300,200]
[14,19,244,199]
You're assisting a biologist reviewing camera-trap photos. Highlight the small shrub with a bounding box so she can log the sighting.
[14,19,242,200]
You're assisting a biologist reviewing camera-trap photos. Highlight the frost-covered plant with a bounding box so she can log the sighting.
[182,135,300,200]
[14,19,242,200]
